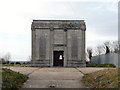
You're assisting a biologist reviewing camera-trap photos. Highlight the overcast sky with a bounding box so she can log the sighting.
[0,0,118,61]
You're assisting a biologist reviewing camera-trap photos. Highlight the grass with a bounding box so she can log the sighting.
[2,64,14,66]
[86,63,116,67]
[82,68,119,88]
[2,68,28,90]
[2,63,31,66]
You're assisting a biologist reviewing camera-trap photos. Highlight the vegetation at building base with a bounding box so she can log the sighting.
[2,68,28,90]
[82,68,119,88]
[86,63,116,67]
[2,63,31,67]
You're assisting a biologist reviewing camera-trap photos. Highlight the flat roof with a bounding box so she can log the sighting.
[33,20,84,22]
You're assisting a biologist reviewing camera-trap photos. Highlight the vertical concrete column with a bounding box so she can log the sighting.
[50,28,54,66]
[83,30,86,63]
[31,27,36,65]
[82,30,86,63]
[35,29,40,60]
[77,30,82,61]
[67,30,71,61]
[64,29,67,66]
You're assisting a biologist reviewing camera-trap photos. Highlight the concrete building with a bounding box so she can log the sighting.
[31,20,86,67]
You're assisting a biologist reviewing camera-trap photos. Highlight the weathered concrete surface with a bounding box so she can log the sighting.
[76,67,105,74]
[3,66,39,75]
[3,67,107,88]
[23,67,85,88]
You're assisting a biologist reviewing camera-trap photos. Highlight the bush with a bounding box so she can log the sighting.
[16,62,21,64]
[86,63,116,67]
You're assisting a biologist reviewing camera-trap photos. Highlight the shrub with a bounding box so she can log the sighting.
[16,62,21,64]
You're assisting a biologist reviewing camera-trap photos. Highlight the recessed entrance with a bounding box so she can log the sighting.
[53,51,64,66]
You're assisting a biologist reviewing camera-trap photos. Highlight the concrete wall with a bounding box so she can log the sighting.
[31,20,86,67]
[91,53,120,67]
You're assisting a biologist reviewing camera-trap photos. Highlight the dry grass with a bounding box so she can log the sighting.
[82,68,119,88]
[2,68,28,89]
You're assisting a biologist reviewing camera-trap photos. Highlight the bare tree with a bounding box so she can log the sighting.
[87,48,92,63]
[0,58,5,64]
[112,41,119,53]
[104,41,111,54]
[96,46,103,55]
[4,52,11,64]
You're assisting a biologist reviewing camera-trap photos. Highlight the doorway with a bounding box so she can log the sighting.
[53,51,64,66]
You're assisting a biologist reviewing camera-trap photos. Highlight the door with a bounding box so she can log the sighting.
[53,51,64,66]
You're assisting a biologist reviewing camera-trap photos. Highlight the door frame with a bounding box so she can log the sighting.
[53,51,64,67]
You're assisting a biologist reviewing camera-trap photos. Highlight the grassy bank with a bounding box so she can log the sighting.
[86,64,116,67]
[2,68,28,90]
[2,63,31,67]
[82,68,119,88]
